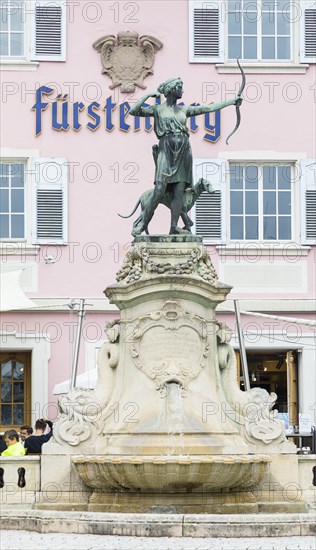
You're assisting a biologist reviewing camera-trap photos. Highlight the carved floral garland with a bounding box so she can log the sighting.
[116,245,219,286]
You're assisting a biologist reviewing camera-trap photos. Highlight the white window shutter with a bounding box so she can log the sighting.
[299,1,316,63]
[32,158,68,244]
[189,0,224,63]
[192,159,227,243]
[30,0,66,61]
[300,159,316,244]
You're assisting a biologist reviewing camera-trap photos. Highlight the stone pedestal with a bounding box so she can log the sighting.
[99,236,248,456]
[42,237,298,512]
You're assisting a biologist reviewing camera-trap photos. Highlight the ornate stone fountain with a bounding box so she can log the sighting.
[46,235,297,513]
[42,72,303,513]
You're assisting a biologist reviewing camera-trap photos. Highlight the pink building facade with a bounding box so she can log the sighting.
[0,0,315,434]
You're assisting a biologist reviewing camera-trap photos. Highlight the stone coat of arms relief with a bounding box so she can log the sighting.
[128,301,210,396]
[93,31,163,93]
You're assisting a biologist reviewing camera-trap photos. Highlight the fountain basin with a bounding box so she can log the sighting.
[72,454,271,493]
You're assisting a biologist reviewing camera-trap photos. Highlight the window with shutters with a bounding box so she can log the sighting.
[189,0,316,69]
[0,0,66,69]
[193,157,316,246]
[0,155,67,245]
[0,162,26,240]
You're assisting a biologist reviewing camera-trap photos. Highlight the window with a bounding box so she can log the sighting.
[0,0,24,57]
[229,163,292,240]
[0,162,25,239]
[0,352,31,431]
[193,157,315,245]
[228,0,291,61]
[0,155,68,245]
[0,0,66,68]
[189,0,316,67]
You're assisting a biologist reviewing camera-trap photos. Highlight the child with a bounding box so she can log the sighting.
[19,425,33,445]
[1,430,26,456]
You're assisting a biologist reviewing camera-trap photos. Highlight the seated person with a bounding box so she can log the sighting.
[1,430,26,456]
[24,418,53,454]
[20,425,33,446]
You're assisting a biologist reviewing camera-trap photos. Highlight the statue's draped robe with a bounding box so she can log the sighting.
[139,103,193,186]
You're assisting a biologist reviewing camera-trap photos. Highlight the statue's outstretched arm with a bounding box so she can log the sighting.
[186,97,239,117]
[129,91,160,117]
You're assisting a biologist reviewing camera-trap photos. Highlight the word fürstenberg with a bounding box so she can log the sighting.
[32,85,221,143]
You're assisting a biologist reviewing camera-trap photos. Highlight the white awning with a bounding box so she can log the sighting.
[53,368,98,395]
[221,308,316,327]
[0,269,37,311]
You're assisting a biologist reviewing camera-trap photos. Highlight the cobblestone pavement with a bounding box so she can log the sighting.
[0,532,315,550]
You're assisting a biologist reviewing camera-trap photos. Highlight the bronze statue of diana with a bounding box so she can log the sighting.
[129,77,242,236]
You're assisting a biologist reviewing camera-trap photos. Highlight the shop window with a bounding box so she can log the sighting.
[0,352,31,431]
[236,349,298,423]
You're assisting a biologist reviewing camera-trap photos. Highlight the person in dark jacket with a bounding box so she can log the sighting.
[0,435,7,454]
[24,418,53,454]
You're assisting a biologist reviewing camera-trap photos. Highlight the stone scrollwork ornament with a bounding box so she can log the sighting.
[53,342,120,451]
[93,31,163,93]
[242,389,285,444]
[54,388,104,447]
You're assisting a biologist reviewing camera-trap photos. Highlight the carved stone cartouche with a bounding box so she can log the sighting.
[93,31,163,93]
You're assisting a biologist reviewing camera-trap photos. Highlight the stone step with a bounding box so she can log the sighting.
[1,509,314,538]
